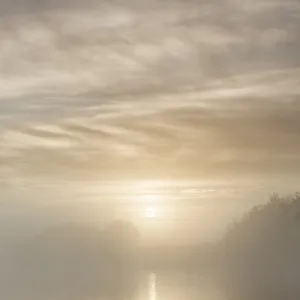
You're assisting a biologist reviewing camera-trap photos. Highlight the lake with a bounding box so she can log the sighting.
[130,271,220,300]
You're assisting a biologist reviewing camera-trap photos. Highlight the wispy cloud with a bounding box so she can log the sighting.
[0,0,300,182]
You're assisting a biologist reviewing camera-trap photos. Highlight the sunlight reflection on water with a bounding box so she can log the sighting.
[148,272,156,300]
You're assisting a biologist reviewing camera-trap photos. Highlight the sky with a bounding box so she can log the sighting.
[0,0,300,243]
[1,0,300,184]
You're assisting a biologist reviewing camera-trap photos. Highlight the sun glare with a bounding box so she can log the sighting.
[146,207,157,219]
[128,181,169,220]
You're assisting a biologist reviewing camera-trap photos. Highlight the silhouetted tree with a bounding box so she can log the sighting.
[217,194,300,300]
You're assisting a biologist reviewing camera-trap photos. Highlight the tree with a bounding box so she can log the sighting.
[217,194,300,300]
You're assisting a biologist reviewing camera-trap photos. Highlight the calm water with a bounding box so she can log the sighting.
[134,271,218,300]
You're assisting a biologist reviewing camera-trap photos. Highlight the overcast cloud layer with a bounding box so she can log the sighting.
[1,0,300,183]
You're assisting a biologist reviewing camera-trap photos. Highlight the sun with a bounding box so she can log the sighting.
[145,207,157,219]
[129,182,167,220]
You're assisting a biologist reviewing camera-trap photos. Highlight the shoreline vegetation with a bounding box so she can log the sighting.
[216,193,300,300]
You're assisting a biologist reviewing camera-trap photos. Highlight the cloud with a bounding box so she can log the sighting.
[0,0,300,182]
[1,0,298,100]
[0,0,99,16]
[2,71,300,182]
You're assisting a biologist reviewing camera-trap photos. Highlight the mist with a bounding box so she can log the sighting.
[1,0,300,299]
